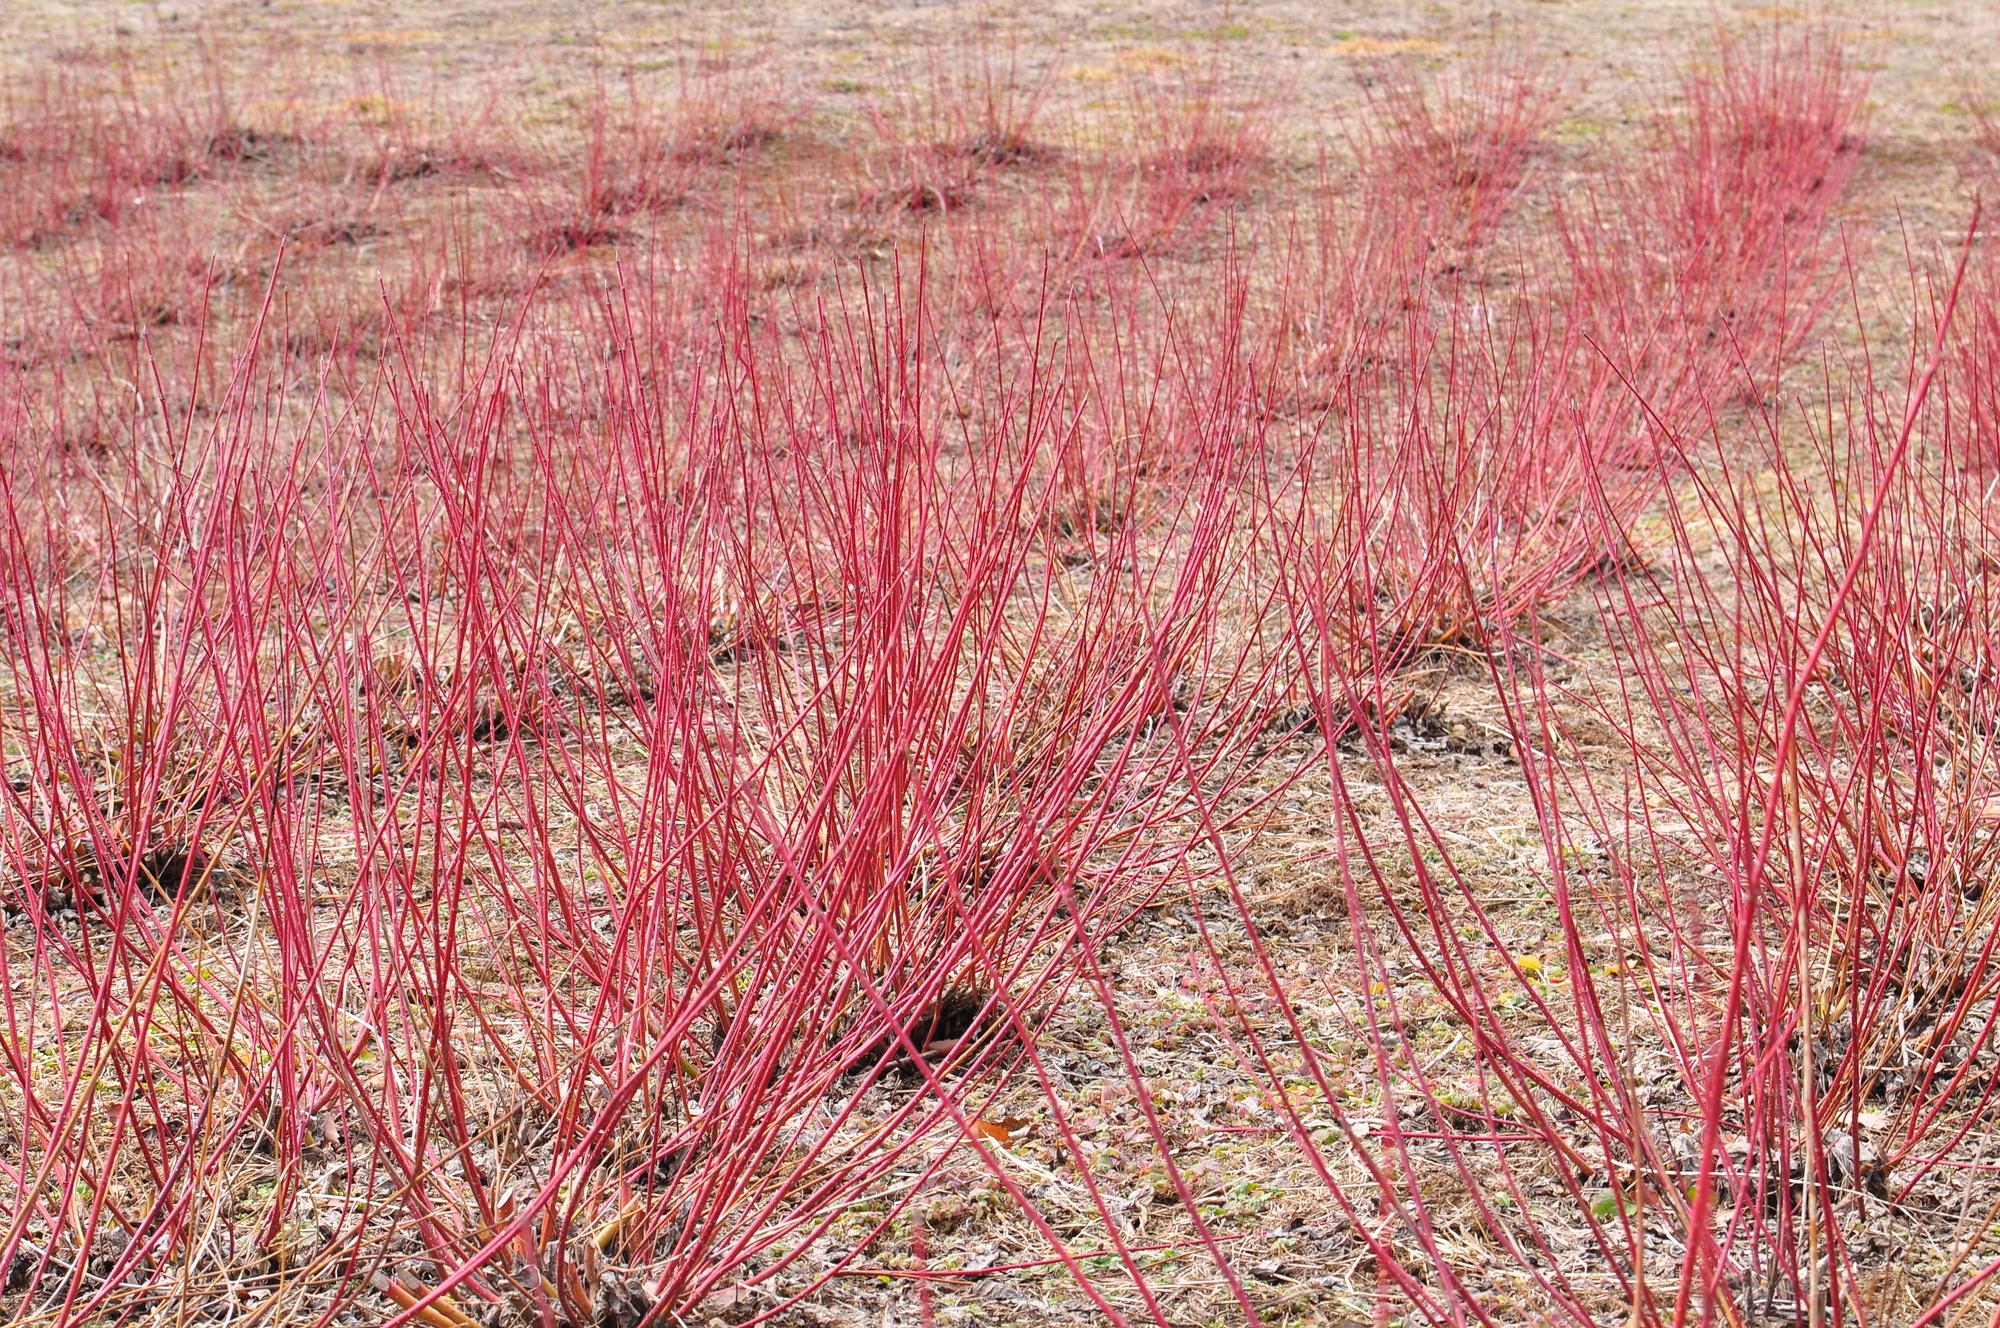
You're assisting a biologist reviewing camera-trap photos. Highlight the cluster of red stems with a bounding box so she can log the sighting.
[0,22,1997,1328]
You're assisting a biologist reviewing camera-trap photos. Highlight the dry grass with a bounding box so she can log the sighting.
[2,5,2000,1328]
